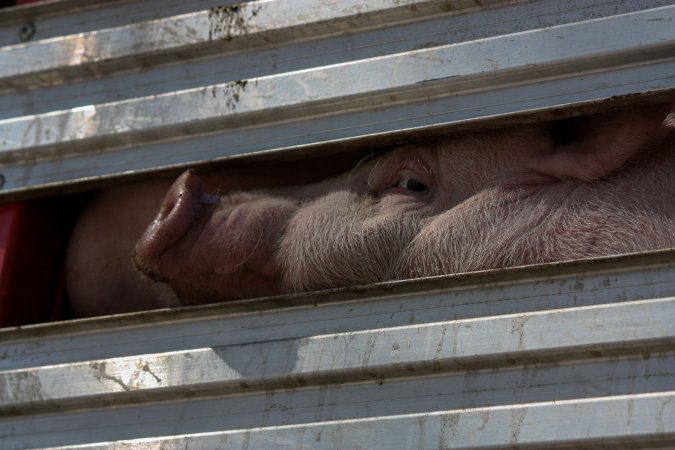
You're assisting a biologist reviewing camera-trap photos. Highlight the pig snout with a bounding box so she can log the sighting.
[134,170,206,265]
[134,170,298,303]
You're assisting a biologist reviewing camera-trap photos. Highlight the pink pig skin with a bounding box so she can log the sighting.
[67,104,675,316]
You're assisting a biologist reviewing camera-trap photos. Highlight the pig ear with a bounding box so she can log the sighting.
[529,103,673,181]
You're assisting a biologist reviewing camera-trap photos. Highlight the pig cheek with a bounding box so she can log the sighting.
[171,199,297,302]
[209,200,297,278]
[393,186,574,280]
[277,192,425,292]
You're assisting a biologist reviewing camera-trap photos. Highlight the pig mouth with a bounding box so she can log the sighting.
[133,254,167,285]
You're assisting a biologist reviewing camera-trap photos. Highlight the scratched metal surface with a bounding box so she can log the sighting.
[0,0,673,198]
[0,250,674,449]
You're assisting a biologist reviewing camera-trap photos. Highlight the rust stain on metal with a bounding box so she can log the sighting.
[435,323,449,361]
[478,410,491,431]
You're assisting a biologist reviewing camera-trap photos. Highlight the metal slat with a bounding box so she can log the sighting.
[2,251,675,372]
[1,297,673,411]
[2,0,670,121]
[0,0,673,197]
[0,1,239,47]
[1,252,675,448]
[5,355,674,448]
[0,0,495,90]
[45,393,675,449]
[3,5,674,153]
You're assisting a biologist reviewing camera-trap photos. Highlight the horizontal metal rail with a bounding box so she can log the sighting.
[3,5,674,155]
[47,393,675,449]
[0,0,672,198]
[0,0,499,91]
[1,297,674,412]
[3,250,675,371]
[1,250,675,448]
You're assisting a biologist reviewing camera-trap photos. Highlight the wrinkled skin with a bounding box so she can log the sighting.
[67,103,675,316]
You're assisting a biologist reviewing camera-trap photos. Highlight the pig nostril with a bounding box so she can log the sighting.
[138,170,205,261]
[156,195,180,223]
[157,201,174,222]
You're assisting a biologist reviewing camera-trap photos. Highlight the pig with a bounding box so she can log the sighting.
[66,102,675,317]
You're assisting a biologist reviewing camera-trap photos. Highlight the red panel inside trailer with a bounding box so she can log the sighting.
[0,200,78,327]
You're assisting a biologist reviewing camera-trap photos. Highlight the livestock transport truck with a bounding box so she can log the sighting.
[0,0,674,448]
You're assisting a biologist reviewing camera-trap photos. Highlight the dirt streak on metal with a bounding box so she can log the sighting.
[0,370,44,404]
[208,3,263,42]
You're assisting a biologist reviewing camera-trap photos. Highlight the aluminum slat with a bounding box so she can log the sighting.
[3,0,669,121]
[0,0,673,197]
[0,0,498,90]
[4,355,674,448]
[1,297,673,412]
[1,251,675,448]
[44,393,675,450]
[2,251,675,371]
[3,5,674,155]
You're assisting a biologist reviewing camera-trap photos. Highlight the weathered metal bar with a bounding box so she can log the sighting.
[5,354,674,448]
[0,1,238,49]
[1,297,672,412]
[42,393,675,450]
[1,251,675,448]
[3,250,675,372]
[0,0,501,91]
[3,4,674,154]
[0,1,672,198]
[2,0,669,121]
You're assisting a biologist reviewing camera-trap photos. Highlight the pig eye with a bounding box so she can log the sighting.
[398,176,428,193]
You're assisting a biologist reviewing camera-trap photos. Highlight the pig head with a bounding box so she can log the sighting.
[132,103,675,306]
